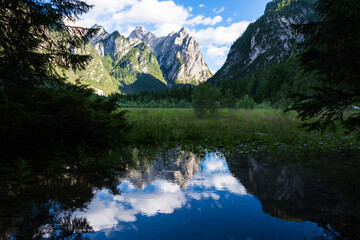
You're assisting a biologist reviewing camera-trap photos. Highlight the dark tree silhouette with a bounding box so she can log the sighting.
[289,0,360,133]
[0,1,129,162]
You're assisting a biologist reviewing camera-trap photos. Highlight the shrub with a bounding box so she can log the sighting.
[192,84,222,118]
[236,95,256,109]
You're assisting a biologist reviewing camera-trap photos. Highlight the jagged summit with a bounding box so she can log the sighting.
[88,24,109,45]
[135,25,146,32]
[126,26,212,86]
[82,25,212,93]
[151,27,212,86]
[128,25,157,47]
[179,26,189,34]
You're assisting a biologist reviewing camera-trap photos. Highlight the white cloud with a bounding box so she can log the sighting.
[80,0,252,77]
[190,21,251,69]
[187,15,223,26]
[112,0,189,26]
[213,7,225,14]
[191,21,250,48]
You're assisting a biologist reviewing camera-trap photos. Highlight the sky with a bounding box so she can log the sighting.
[80,0,271,73]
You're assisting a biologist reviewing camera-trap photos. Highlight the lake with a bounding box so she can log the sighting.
[1,148,359,239]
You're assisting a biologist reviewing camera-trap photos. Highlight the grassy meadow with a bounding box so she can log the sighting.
[122,108,360,153]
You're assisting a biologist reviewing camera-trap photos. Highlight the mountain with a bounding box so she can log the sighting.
[88,28,167,94]
[64,22,212,94]
[59,43,119,95]
[128,26,212,86]
[212,0,317,82]
[128,25,157,47]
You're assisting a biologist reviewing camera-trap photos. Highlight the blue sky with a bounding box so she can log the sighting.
[80,0,271,73]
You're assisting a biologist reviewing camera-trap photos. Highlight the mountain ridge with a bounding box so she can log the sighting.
[212,0,317,82]
[127,26,212,86]
[67,24,212,94]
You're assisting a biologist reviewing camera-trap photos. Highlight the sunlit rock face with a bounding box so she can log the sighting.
[212,0,317,81]
[128,27,213,86]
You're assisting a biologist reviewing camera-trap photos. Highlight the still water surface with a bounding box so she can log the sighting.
[1,149,359,239]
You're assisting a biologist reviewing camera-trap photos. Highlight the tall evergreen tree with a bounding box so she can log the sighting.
[0,0,95,84]
[290,0,360,133]
[0,0,129,161]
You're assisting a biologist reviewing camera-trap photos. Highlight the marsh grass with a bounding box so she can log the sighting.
[124,108,360,153]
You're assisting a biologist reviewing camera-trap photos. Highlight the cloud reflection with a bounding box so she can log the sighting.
[75,152,248,231]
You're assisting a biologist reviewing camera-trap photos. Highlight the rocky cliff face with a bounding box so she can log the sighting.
[128,27,212,86]
[213,0,317,81]
[70,24,212,94]
[88,26,167,94]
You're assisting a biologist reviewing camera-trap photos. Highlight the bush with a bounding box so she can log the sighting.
[192,84,222,118]
[257,100,272,109]
[236,95,256,109]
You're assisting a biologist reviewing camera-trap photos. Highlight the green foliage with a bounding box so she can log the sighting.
[7,159,33,191]
[236,95,256,109]
[61,44,119,95]
[0,0,130,163]
[211,55,320,109]
[117,85,194,108]
[289,0,360,134]
[265,0,317,14]
[0,0,94,83]
[98,39,167,94]
[192,84,222,118]
[125,108,360,152]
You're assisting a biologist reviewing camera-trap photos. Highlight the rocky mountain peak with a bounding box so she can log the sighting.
[128,25,157,47]
[179,26,189,35]
[135,25,146,33]
[88,24,109,45]
[151,27,212,86]
[87,25,212,92]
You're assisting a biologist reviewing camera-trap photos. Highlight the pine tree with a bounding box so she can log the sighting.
[0,0,129,161]
[0,0,94,84]
[290,0,360,133]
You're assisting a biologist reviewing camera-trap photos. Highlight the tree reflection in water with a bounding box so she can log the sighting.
[0,148,359,239]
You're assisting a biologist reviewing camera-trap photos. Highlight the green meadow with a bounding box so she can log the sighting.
[123,108,360,153]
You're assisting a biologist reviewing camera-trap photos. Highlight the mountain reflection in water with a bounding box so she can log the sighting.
[1,149,359,239]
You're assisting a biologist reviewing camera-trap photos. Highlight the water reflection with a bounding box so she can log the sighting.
[1,149,359,239]
[75,152,248,232]
[74,151,338,240]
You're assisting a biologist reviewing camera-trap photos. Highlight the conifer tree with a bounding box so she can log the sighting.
[0,0,94,83]
[290,0,360,133]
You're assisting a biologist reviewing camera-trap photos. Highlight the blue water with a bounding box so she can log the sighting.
[75,153,330,240]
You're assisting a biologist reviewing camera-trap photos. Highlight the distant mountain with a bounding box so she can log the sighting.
[212,0,317,82]
[64,24,212,94]
[128,26,212,86]
[90,28,167,94]
[128,26,157,47]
